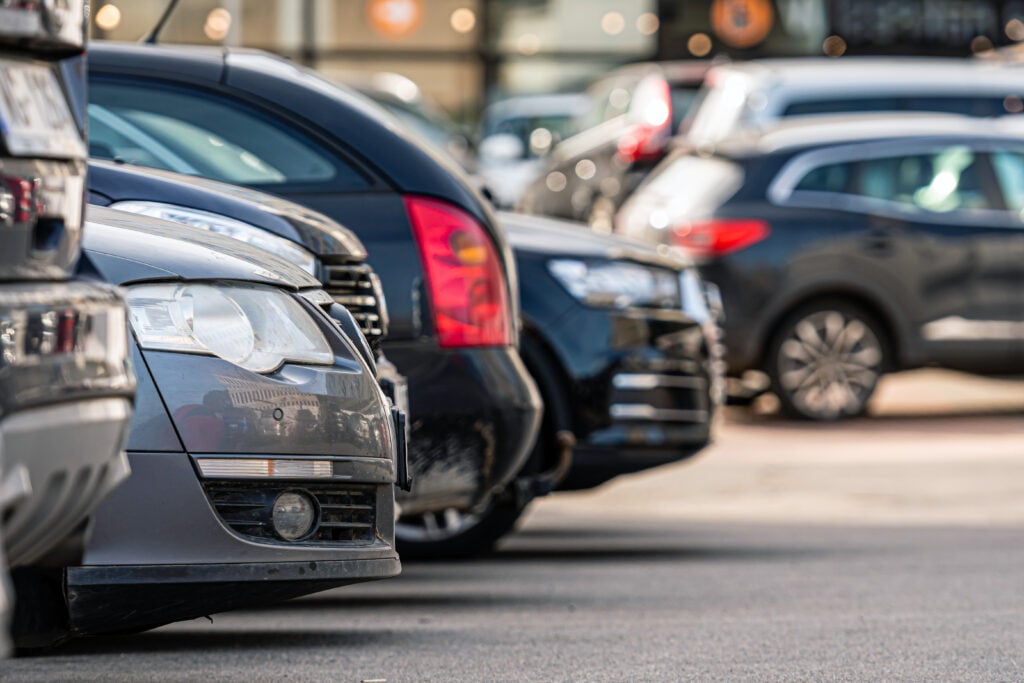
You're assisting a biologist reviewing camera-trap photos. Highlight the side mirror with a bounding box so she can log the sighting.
[479,133,526,163]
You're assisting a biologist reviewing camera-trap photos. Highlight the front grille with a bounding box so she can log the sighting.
[203,482,377,545]
[323,263,387,346]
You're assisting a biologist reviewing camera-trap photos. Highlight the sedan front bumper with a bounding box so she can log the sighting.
[67,338,400,635]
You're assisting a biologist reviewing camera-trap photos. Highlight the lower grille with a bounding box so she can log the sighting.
[203,482,377,545]
[323,263,387,346]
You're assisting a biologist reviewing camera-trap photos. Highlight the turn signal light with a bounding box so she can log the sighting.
[671,218,771,258]
[404,195,513,348]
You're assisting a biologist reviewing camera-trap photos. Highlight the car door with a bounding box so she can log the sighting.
[780,141,1021,372]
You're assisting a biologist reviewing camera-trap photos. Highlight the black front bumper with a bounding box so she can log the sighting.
[65,556,399,636]
[526,303,717,491]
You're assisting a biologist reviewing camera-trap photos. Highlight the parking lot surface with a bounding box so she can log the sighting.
[8,370,1024,681]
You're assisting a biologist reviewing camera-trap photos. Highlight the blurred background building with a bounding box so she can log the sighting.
[91,0,1024,121]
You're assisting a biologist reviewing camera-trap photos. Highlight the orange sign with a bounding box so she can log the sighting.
[710,0,774,48]
[366,0,423,39]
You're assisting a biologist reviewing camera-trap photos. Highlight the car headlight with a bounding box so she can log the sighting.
[109,201,318,275]
[126,283,334,373]
[548,259,681,309]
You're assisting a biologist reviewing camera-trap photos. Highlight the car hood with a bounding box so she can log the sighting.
[87,160,368,260]
[83,206,322,289]
[498,211,692,271]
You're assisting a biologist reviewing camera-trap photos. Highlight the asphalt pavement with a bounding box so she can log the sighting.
[5,370,1024,682]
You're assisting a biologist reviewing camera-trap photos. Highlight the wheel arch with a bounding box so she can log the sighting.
[519,319,576,472]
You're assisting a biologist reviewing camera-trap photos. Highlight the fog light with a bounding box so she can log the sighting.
[272,491,316,541]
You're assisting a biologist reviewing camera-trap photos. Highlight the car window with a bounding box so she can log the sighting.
[794,146,997,213]
[89,80,370,189]
[857,147,993,212]
[783,96,1017,118]
[669,86,701,131]
[794,161,853,194]
[991,150,1024,213]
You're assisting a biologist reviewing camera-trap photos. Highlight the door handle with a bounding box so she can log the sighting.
[863,228,891,254]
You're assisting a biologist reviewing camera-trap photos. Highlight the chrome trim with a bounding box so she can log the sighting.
[609,403,708,423]
[612,373,707,391]
[196,458,336,479]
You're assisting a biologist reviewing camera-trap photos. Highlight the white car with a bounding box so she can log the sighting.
[477,93,588,208]
[685,57,1024,147]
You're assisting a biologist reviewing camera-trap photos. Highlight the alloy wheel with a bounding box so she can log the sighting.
[773,309,884,420]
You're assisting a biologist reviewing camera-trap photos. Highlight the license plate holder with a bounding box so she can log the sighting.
[0,59,85,159]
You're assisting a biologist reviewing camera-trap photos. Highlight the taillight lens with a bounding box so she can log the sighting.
[671,218,770,258]
[404,196,514,348]
[617,77,672,164]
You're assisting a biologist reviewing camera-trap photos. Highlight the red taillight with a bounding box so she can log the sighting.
[671,218,770,258]
[617,78,672,164]
[1,175,39,224]
[56,310,78,354]
[617,124,667,164]
[404,196,514,348]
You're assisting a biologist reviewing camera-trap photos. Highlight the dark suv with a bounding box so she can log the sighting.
[617,114,1024,420]
[86,42,541,556]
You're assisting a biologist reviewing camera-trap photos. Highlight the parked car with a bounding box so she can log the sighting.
[478,93,589,209]
[503,211,722,494]
[683,57,1024,148]
[86,159,408,417]
[0,1,136,648]
[86,42,542,558]
[617,114,1024,420]
[36,206,402,641]
[519,61,709,230]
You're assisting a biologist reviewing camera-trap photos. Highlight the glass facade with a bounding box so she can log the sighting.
[90,0,1024,123]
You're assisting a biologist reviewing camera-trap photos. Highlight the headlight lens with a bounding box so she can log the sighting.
[548,259,681,309]
[109,201,318,275]
[126,283,334,373]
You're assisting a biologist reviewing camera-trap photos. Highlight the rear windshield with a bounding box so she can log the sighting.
[670,86,702,131]
[644,153,744,219]
[783,95,1021,118]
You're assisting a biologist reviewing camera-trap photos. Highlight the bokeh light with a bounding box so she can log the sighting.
[687,33,712,57]
[822,34,847,57]
[94,4,121,31]
[517,33,541,55]
[204,8,232,41]
[450,8,476,34]
[636,13,659,36]
[601,12,625,36]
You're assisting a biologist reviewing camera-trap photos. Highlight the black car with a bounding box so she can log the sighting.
[86,42,541,557]
[502,212,720,491]
[617,114,1024,420]
[0,1,136,647]
[519,61,709,231]
[44,206,402,640]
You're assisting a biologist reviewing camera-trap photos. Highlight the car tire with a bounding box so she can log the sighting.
[395,498,529,560]
[766,300,889,421]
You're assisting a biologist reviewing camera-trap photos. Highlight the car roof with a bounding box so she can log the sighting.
[711,112,1024,157]
[706,57,1024,91]
[87,41,492,226]
[483,93,589,121]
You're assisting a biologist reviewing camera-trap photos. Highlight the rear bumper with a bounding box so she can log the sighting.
[384,342,542,516]
[1,398,132,567]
